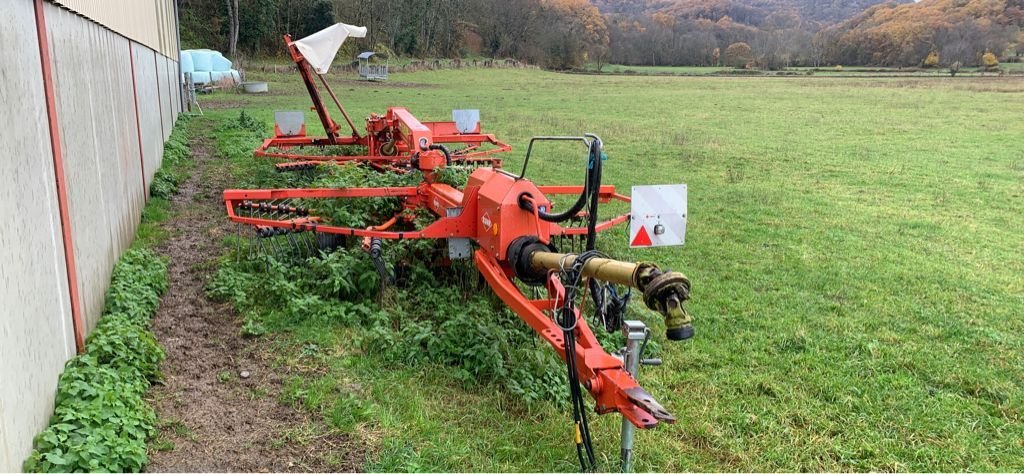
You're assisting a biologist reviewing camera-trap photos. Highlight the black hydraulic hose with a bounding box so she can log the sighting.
[428,144,452,166]
[518,167,591,222]
[519,138,603,224]
[520,187,588,223]
[584,147,602,251]
[559,251,602,471]
[518,136,591,180]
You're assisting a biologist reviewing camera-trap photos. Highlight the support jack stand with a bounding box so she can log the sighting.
[619,320,662,472]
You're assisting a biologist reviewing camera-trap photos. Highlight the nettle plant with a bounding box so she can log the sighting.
[150,117,193,200]
[206,132,579,405]
[25,248,168,472]
[25,356,156,472]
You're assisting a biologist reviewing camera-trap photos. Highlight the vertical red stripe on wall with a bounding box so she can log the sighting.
[34,0,85,353]
[129,42,147,200]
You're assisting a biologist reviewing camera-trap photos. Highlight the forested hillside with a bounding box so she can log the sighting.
[591,0,908,26]
[818,0,1024,66]
[181,0,607,69]
[181,0,1023,69]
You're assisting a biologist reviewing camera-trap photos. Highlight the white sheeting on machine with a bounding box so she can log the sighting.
[293,23,367,74]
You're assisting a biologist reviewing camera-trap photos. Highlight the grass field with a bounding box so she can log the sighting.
[589,64,728,75]
[194,69,1024,471]
[586,63,1024,77]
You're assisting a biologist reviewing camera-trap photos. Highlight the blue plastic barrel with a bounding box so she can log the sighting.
[180,51,195,74]
[191,71,212,84]
[212,53,233,71]
[192,50,214,72]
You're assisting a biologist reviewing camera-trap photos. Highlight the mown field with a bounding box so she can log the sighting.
[194,69,1023,471]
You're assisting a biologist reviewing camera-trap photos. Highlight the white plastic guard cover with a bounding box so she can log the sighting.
[293,23,367,74]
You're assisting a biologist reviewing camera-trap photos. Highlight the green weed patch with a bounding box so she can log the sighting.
[208,112,583,407]
[150,117,193,200]
[24,116,193,472]
[136,118,194,249]
[24,249,168,473]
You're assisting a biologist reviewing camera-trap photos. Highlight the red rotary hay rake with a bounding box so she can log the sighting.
[226,25,695,472]
[256,33,510,173]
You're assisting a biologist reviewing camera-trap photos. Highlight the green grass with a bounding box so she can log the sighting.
[134,119,195,249]
[998,61,1024,72]
[589,64,728,75]
[198,69,1024,471]
[588,63,1024,77]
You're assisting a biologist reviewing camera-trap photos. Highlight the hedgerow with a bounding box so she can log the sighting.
[23,249,168,472]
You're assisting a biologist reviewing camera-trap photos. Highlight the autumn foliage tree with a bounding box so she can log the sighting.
[922,51,940,68]
[816,0,1023,67]
[982,51,1000,69]
[538,0,610,69]
[724,42,753,67]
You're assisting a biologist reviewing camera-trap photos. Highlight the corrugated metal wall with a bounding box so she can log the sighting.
[132,43,165,186]
[0,2,78,469]
[51,0,179,58]
[0,0,180,469]
[45,2,148,332]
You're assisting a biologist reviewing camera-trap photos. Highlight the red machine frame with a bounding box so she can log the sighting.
[255,35,511,169]
[225,143,684,431]
[228,27,695,467]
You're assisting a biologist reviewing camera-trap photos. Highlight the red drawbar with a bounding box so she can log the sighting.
[129,41,147,199]
[34,0,85,353]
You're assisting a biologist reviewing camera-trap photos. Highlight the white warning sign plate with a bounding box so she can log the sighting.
[629,184,687,248]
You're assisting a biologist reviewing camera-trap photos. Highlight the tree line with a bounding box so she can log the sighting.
[603,0,1022,69]
[816,0,1023,69]
[179,0,1023,70]
[179,0,607,69]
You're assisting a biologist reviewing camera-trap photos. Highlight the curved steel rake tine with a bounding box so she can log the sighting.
[287,232,302,260]
[235,223,242,263]
[304,231,316,256]
[268,234,282,260]
[254,234,265,261]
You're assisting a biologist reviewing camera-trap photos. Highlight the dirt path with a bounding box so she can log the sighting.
[145,133,361,472]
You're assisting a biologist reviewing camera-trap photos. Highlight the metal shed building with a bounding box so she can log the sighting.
[358,51,389,80]
[0,0,181,469]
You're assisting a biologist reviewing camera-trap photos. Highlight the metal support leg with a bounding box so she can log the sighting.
[620,320,647,472]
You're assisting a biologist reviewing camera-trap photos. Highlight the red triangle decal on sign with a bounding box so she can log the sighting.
[631,225,653,247]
